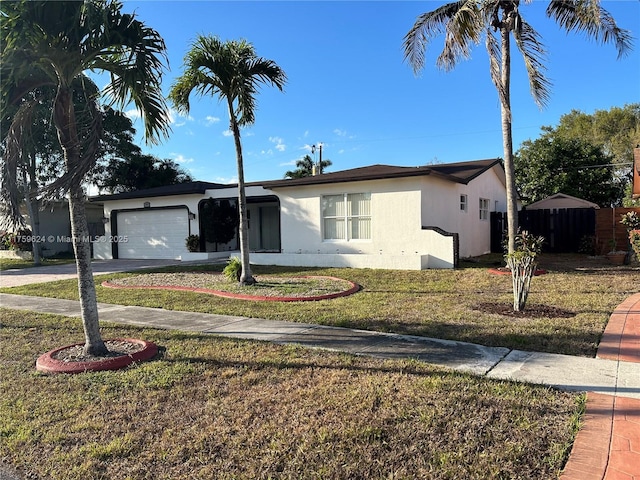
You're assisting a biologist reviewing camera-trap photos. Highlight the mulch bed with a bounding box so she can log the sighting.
[474,302,576,319]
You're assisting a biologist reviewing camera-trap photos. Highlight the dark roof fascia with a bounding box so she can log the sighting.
[430,158,503,184]
[261,158,502,189]
[88,181,234,202]
[260,166,434,189]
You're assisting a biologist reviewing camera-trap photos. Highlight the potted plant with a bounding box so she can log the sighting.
[606,238,627,265]
[185,234,200,252]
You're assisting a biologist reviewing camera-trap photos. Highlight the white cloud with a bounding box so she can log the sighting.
[222,130,233,137]
[124,108,141,120]
[168,107,194,127]
[269,136,286,152]
[170,153,195,165]
[333,128,347,137]
[205,116,221,126]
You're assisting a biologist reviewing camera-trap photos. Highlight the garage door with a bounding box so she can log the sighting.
[116,209,189,259]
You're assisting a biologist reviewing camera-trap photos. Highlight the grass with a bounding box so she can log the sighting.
[2,253,637,357]
[0,309,585,480]
[0,257,75,271]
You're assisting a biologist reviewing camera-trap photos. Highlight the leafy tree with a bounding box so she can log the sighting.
[515,135,623,206]
[169,36,286,285]
[1,0,170,355]
[100,154,192,193]
[550,104,640,206]
[554,104,640,166]
[284,154,332,179]
[404,0,631,311]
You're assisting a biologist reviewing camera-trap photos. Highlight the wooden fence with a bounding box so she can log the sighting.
[491,207,640,254]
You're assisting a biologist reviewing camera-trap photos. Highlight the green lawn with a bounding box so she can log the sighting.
[2,253,637,356]
[0,257,75,271]
[0,309,584,480]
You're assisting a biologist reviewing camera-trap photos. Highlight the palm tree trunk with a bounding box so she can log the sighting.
[54,86,107,356]
[228,99,255,286]
[500,26,518,255]
[23,163,41,266]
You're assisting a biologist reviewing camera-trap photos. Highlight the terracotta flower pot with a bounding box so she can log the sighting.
[606,252,627,265]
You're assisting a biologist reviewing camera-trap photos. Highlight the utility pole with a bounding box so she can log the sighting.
[311,143,323,175]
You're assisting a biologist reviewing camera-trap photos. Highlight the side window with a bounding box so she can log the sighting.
[460,194,468,212]
[479,198,490,221]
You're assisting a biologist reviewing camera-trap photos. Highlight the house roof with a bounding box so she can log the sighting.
[89,181,230,202]
[259,158,503,189]
[89,158,503,202]
[526,193,600,210]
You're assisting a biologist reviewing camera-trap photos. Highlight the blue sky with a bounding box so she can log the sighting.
[107,0,640,185]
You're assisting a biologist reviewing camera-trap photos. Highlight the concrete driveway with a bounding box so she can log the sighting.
[0,259,187,288]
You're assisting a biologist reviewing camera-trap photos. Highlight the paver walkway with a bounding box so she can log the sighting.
[561,293,640,480]
[0,265,638,479]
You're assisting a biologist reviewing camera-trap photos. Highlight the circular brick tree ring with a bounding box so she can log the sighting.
[35,338,158,374]
[101,275,360,302]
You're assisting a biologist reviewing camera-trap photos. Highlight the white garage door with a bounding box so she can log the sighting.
[117,209,189,259]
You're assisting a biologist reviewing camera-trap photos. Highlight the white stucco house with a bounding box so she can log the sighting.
[89,158,507,270]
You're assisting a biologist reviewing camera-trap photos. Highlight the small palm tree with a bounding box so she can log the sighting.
[284,154,332,179]
[1,0,171,354]
[404,0,631,311]
[169,36,287,285]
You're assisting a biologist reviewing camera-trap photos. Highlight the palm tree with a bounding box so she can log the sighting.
[284,154,333,179]
[404,0,632,255]
[169,36,287,285]
[1,0,171,355]
[404,0,631,311]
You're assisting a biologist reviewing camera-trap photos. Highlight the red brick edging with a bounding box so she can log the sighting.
[101,275,360,302]
[35,339,158,374]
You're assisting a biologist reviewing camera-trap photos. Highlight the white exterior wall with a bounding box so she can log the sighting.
[260,177,456,269]
[419,166,506,258]
[93,185,273,260]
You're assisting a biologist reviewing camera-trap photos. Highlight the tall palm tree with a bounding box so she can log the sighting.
[169,36,287,285]
[404,0,632,255]
[1,0,171,355]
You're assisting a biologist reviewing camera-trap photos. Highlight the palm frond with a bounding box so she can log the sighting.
[1,99,38,230]
[437,2,483,71]
[403,1,480,74]
[512,19,551,109]
[546,0,633,59]
[485,29,510,120]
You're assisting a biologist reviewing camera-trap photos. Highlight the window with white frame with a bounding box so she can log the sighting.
[479,198,490,221]
[322,193,371,240]
[460,194,468,212]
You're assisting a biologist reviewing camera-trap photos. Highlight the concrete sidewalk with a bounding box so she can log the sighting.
[1,292,638,400]
[1,288,638,480]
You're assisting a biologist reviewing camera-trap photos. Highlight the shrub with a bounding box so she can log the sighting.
[223,257,242,282]
[620,211,640,230]
[578,235,597,255]
[185,235,200,252]
[630,230,640,258]
[505,230,545,312]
